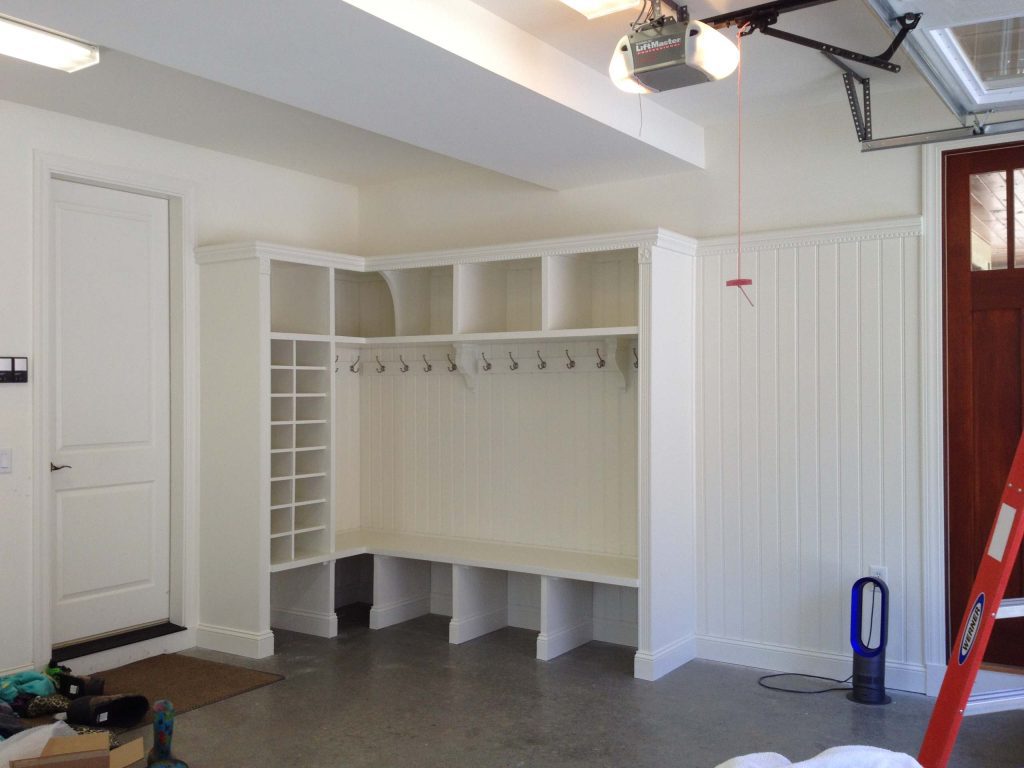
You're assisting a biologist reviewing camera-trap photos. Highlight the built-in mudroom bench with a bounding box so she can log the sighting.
[196,230,697,680]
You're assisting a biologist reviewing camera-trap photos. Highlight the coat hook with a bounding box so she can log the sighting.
[349,355,361,373]
[422,355,433,373]
[595,348,606,369]
[536,350,547,370]
[447,353,457,372]
[376,355,386,373]
[481,352,492,371]
[399,355,410,373]
[564,349,575,369]
[508,351,519,371]
[633,347,639,369]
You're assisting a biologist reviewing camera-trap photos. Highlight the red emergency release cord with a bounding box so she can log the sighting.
[726,25,754,306]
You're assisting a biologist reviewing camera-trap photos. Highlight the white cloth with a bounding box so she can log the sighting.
[715,746,923,768]
[715,753,791,768]
[0,722,77,768]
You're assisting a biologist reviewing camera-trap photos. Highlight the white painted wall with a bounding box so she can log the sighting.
[355,342,637,556]
[0,99,359,673]
[696,220,925,691]
[356,87,953,254]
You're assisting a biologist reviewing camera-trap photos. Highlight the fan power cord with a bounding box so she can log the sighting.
[757,672,854,695]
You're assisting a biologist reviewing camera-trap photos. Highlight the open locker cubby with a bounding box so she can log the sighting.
[383,266,454,336]
[335,270,395,338]
[271,261,331,335]
[364,554,636,660]
[335,554,375,626]
[455,258,541,333]
[544,250,638,330]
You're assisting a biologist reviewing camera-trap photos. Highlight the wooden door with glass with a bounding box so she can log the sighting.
[945,141,1024,666]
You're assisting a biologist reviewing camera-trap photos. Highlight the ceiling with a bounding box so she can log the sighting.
[0,0,1001,189]
[866,0,1024,117]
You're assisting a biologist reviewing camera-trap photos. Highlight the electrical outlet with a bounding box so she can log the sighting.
[869,565,888,583]
[0,449,10,474]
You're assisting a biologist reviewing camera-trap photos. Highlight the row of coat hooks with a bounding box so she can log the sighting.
[339,347,639,374]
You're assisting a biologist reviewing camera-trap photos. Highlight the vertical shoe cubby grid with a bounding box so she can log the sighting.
[270,337,331,566]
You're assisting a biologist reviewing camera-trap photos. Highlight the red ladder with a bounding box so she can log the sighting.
[918,432,1024,768]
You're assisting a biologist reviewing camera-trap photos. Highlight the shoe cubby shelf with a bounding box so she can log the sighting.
[198,229,697,680]
[266,337,333,568]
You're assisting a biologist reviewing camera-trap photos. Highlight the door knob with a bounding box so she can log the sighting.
[50,462,72,472]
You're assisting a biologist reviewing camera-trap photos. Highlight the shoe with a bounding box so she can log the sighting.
[25,693,71,717]
[66,694,149,728]
[47,659,105,698]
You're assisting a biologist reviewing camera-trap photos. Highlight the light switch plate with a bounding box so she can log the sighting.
[0,449,11,474]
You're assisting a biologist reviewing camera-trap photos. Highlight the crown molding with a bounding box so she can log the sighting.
[696,217,923,257]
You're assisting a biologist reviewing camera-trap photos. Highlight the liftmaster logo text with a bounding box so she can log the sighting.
[635,37,682,55]
[958,593,985,664]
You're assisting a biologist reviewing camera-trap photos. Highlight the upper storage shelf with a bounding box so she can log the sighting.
[455,258,541,334]
[383,265,453,336]
[544,249,638,330]
[271,261,331,335]
[199,230,690,345]
[335,270,395,338]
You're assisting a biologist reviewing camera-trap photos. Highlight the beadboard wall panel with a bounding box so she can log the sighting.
[335,357,362,533]
[696,220,924,687]
[356,342,638,557]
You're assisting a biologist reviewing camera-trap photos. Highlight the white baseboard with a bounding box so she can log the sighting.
[697,635,927,694]
[0,663,34,677]
[449,608,507,644]
[59,628,197,675]
[196,623,274,659]
[634,634,697,681]
[966,687,1024,715]
[925,663,946,697]
[593,616,638,647]
[369,595,431,630]
[271,607,338,639]
[537,620,593,661]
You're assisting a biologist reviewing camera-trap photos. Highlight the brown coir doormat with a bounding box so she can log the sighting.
[25,654,282,730]
[96,653,283,721]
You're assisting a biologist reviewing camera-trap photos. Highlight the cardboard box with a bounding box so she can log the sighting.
[9,734,145,768]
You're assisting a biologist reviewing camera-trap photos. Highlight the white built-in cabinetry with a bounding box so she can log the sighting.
[197,231,697,680]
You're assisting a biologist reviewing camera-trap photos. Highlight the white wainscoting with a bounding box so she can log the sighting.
[355,341,638,558]
[696,219,925,691]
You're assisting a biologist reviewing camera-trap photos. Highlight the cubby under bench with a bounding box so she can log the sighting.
[270,531,639,663]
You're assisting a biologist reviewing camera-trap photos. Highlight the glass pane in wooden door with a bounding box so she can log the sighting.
[1015,168,1023,263]
[970,171,1008,270]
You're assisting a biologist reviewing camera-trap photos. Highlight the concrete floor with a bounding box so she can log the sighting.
[124,615,1024,767]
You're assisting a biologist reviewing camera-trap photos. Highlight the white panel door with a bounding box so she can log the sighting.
[49,179,170,645]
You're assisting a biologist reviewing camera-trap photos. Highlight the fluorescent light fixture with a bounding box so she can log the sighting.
[559,0,641,21]
[0,15,99,72]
